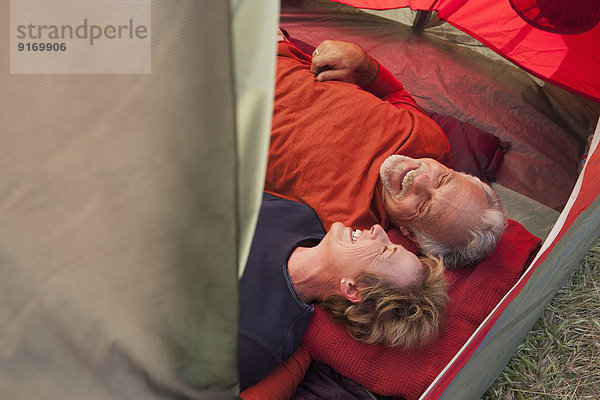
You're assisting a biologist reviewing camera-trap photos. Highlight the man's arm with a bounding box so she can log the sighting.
[310,40,420,110]
[364,64,421,111]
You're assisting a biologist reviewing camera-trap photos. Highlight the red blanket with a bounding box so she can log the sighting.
[302,220,541,399]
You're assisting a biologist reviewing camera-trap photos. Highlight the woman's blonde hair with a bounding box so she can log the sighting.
[319,256,447,349]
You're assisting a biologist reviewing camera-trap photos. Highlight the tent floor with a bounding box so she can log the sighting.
[491,183,559,241]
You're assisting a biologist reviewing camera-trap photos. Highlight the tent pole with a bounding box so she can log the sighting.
[413,10,432,31]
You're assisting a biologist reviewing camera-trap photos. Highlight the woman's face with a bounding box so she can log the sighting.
[319,222,422,289]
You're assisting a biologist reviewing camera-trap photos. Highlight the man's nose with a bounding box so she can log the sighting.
[412,173,433,194]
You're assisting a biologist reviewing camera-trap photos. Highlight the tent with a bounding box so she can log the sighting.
[1,1,277,398]
[0,0,598,399]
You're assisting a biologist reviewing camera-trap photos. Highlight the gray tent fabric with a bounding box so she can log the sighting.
[231,0,280,276]
[0,0,278,397]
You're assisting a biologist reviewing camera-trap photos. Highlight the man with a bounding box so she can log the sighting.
[238,193,447,390]
[265,37,506,268]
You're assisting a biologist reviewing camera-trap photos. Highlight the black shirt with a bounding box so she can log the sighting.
[238,193,325,390]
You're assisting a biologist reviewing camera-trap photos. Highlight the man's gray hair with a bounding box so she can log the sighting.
[414,173,508,269]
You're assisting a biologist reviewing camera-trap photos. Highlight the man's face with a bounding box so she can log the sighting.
[380,155,488,247]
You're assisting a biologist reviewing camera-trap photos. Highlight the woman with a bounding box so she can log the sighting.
[238,193,447,390]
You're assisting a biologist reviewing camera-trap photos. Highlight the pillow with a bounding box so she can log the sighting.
[302,219,541,399]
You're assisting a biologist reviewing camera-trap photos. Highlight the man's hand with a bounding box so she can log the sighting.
[310,40,379,87]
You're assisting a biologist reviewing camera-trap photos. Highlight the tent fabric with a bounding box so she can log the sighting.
[331,0,600,103]
[232,0,280,276]
[0,0,278,398]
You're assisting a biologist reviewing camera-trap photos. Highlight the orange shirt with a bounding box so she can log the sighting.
[265,41,450,230]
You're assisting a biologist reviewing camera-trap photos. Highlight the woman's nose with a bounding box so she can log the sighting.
[369,225,388,240]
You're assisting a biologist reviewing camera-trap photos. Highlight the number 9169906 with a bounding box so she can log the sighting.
[18,42,66,51]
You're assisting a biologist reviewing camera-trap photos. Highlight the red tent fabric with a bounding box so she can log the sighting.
[331,0,600,102]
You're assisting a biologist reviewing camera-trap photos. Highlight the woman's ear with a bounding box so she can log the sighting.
[340,278,361,303]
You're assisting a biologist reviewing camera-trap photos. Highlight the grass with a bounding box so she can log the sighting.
[482,239,600,400]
